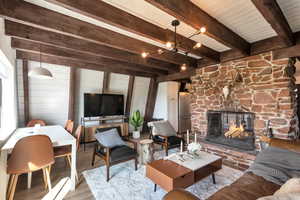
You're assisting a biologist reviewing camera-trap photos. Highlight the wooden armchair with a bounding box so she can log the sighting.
[148,120,184,156]
[91,127,138,182]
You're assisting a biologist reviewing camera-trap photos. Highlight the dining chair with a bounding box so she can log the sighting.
[51,125,82,181]
[64,120,74,134]
[6,135,55,200]
[27,119,46,127]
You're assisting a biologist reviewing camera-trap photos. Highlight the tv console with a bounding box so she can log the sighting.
[81,115,128,151]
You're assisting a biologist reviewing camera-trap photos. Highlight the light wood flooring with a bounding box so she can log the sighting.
[14,143,99,200]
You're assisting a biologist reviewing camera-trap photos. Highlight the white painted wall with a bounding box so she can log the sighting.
[109,73,129,107]
[74,69,103,124]
[131,77,150,116]
[153,81,179,131]
[0,18,17,142]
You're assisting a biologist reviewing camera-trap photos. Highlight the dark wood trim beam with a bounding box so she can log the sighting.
[157,69,196,82]
[144,78,159,123]
[16,51,156,78]
[145,0,250,54]
[252,0,294,46]
[11,38,167,75]
[45,0,220,62]
[125,76,135,115]
[68,67,76,121]
[22,59,29,124]
[102,72,110,93]
[273,44,300,60]
[0,0,197,66]
[5,20,178,72]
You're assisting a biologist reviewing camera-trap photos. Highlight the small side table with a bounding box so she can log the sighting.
[128,138,154,165]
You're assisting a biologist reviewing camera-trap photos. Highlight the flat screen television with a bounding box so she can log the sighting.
[84,93,124,117]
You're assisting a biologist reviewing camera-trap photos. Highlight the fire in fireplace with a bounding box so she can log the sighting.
[205,110,256,151]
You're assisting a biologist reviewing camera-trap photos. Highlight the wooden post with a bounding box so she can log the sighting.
[143,78,159,132]
[102,72,110,93]
[22,60,30,124]
[68,67,76,121]
[125,76,135,115]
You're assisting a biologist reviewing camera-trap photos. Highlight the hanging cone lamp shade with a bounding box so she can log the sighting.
[28,44,53,79]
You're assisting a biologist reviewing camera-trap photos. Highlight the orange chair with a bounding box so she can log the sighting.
[52,125,82,181]
[6,135,55,200]
[64,120,74,134]
[26,119,46,127]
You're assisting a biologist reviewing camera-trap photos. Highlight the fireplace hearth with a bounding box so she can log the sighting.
[205,110,256,151]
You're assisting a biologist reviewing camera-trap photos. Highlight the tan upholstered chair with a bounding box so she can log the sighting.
[6,135,55,200]
[52,125,82,181]
[26,119,46,127]
[64,120,74,134]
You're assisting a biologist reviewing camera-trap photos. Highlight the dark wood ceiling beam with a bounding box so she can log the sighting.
[5,20,178,73]
[0,0,197,66]
[16,51,156,78]
[11,38,167,76]
[145,0,250,54]
[252,0,294,46]
[157,69,196,82]
[45,0,220,62]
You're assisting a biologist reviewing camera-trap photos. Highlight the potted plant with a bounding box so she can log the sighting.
[130,110,144,139]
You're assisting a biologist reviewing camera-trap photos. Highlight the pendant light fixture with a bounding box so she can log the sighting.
[141,19,206,71]
[28,44,53,79]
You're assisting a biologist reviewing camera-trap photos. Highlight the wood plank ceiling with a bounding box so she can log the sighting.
[1,0,300,80]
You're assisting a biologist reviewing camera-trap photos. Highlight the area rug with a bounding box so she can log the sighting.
[82,150,244,200]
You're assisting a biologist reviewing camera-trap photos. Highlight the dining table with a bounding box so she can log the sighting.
[0,125,77,200]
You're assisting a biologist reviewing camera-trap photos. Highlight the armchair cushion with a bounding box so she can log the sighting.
[153,135,183,146]
[95,128,125,148]
[97,145,137,163]
[151,120,177,137]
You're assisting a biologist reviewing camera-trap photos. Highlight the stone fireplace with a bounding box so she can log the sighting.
[190,52,298,170]
[206,110,255,152]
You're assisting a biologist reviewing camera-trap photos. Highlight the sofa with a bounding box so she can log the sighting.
[163,137,300,200]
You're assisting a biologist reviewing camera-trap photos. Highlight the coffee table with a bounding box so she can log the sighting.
[146,151,222,192]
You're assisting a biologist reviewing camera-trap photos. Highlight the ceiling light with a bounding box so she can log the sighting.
[166,42,173,49]
[181,64,187,71]
[157,49,164,54]
[28,44,53,79]
[29,67,53,79]
[200,27,206,33]
[141,52,149,58]
[193,42,202,49]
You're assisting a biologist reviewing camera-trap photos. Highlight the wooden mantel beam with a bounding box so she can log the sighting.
[5,20,178,72]
[11,38,168,76]
[45,0,220,62]
[145,0,250,54]
[16,51,157,78]
[252,0,294,46]
[157,69,196,82]
[0,0,197,66]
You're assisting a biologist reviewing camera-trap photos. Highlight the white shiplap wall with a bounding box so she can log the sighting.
[17,60,71,127]
[74,69,103,124]
[109,73,129,107]
[131,76,150,117]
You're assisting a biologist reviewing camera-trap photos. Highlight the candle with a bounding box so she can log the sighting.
[194,132,197,143]
[187,130,189,145]
[180,140,183,153]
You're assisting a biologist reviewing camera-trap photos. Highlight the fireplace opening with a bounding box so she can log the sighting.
[205,110,256,152]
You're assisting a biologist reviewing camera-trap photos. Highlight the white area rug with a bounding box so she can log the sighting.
[83,150,243,200]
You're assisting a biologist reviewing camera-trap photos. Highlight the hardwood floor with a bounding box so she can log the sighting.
[14,143,100,200]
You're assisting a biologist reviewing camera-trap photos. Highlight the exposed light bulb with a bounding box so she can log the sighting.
[166,42,173,49]
[193,42,202,49]
[200,27,206,33]
[141,52,149,58]
[157,49,164,54]
[181,64,187,71]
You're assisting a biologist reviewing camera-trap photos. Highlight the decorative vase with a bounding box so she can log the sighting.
[132,130,140,139]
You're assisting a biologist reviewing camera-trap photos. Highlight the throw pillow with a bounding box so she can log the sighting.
[95,128,125,148]
[274,178,300,195]
[152,120,176,137]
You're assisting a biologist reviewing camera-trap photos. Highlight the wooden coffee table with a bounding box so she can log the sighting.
[146,151,222,192]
